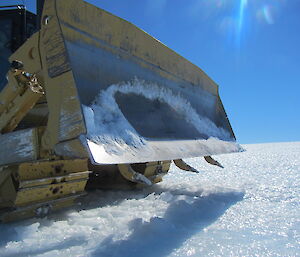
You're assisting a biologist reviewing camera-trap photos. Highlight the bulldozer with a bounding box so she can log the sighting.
[0,0,241,222]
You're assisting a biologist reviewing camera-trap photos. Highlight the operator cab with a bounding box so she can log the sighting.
[0,5,37,89]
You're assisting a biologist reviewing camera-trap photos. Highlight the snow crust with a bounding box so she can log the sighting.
[82,78,231,155]
[1,142,299,256]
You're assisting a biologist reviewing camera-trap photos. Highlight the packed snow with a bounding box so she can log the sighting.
[0,142,299,256]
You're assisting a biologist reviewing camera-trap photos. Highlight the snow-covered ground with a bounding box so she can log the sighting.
[0,142,299,257]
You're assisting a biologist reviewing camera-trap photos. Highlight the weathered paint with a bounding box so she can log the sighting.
[0,128,39,165]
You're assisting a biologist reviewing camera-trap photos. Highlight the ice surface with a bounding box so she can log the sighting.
[0,142,299,256]
[82,78,232,156]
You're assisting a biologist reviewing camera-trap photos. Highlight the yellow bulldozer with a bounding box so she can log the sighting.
[0,0,240,222]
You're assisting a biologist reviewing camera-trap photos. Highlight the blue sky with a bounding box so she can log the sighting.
[4,0,300,144]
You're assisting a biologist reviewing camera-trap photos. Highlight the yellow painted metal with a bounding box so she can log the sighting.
[15,179,87,206]
[0,170,16,208]
[39,71,86,153]
[146,161,171,184]
[0,0,235,163]
[0,159,89,221]
[18,159,89,180]
[144,161,171,177]
[19,171,90,188]
[118,164,152,185]
[0,85,42,133]
[46,0,235,164]
[0,73,20,114]
[0,194,83,222]
[118,160,171,185]
[8,33,42,74]
[36,0,86,152]
[57,0,218,96]
[0,32,44,133]
[0,0,238,221]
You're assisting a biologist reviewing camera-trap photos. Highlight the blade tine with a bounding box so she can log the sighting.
[173,159,200,173]
[204,156,224,168]
[118,164,152,186]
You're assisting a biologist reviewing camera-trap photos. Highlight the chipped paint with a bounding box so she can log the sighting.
[0,128,38,165]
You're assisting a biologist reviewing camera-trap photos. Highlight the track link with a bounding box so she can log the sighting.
[0,159,89,222]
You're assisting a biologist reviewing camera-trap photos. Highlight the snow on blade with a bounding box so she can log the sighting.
[82,78,232,155]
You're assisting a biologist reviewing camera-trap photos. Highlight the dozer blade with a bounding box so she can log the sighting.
[39,0,241,164]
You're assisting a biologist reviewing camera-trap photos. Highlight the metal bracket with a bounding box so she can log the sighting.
[0,60,44,133]
[10,60,44,94]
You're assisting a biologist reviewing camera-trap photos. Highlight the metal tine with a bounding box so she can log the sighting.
[204,156,224,168]
[173,159,200,173]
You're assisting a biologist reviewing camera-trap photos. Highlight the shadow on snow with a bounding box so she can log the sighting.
[90,189,244,257]
[0,185,244,257]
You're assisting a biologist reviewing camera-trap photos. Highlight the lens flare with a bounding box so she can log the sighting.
[263,5,274,24]
[238,0,247,33]
[256,4,275,25]
[235,0,248,48]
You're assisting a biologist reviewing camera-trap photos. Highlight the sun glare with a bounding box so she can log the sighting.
[262,5,274,24]
[236,0,248,47]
